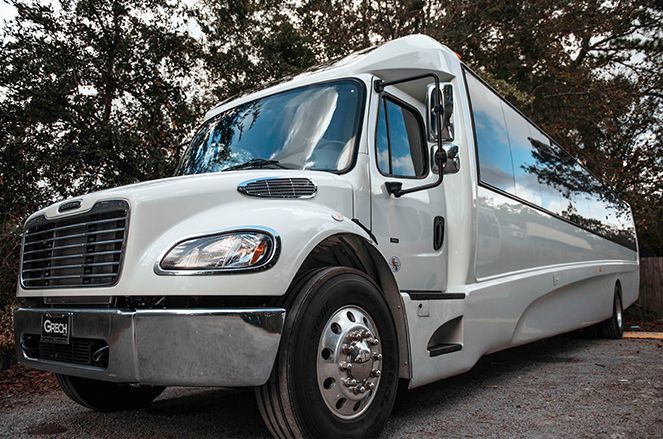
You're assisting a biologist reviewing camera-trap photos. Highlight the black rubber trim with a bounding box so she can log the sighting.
[428,343,462,357]
[404,291,466,300]
[352,218,378,244]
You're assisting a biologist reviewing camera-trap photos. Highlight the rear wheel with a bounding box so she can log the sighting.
[56,374,165,412]
[256,267,399,438]
[598,287,624,339]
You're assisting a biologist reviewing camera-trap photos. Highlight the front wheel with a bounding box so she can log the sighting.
[256,267,399,438]
[56,374,165,412]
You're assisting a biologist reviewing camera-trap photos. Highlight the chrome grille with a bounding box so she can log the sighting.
[21,200,129,288]
[237,178,317,199]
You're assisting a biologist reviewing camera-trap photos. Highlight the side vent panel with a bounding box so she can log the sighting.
[427,316,463,357]
[237,178,317,199]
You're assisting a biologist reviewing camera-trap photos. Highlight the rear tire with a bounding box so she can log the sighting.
[56,374,165,412]
[598,287,624,339]
[256,267,399,438]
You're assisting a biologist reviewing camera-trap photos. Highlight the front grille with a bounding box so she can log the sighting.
[237,178,317,199]
[21,334,109,368]
[21,200,129,288]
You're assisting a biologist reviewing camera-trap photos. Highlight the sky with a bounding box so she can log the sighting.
[0,1,16,24]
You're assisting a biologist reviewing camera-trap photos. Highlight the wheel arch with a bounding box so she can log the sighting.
[291,233,412,379]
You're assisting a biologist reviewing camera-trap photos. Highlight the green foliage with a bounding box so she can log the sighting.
[0,0,200,305]
[0,0,661,305]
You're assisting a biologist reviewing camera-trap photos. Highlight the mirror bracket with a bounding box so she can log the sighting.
[375,73,449,198]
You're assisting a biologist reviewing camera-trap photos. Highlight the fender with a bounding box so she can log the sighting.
[118,200,379,297]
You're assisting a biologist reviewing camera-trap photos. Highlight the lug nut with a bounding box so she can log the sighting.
[373,353,383,360]
[339,362,353,371]
[357,385,366,393]
[367,382,376,390]
[370,338,379,346]
[351,331,363,341]
[343,378,358,387]
[361,330,372,339]
[371,369,381,377]
[342,344,352,354]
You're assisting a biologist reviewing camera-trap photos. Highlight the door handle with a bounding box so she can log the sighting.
[434,216,445,250]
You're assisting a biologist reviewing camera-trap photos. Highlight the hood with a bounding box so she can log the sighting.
[29,170,355,224]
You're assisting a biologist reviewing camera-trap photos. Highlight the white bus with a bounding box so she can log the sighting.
[14,35,638,437]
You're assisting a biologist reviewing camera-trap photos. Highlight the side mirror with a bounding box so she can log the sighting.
[431,144,460,175]
[426,83,454,142]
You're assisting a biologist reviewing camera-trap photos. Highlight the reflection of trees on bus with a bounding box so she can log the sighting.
[523,138,635,249]
[177,101,264,175]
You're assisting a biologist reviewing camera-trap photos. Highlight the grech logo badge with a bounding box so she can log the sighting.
[43,319,68,336]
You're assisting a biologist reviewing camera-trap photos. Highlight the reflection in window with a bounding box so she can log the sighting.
[177,80,363,175]
[530,130,563,216]
[465,69,636,250]
[466,74,515,193]
[376,98,426,178]
[502,104,542,206]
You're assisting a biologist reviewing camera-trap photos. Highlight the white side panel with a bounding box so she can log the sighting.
[406,260,638,388]
[475,187,637,279]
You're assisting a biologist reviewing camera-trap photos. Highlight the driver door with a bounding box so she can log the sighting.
[369,87,448,293]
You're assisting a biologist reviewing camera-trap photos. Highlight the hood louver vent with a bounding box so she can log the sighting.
[237,178,317,199]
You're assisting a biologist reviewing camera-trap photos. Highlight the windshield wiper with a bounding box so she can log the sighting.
[223,158,287,171]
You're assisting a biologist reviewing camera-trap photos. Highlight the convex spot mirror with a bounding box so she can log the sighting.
[431,144,460,175]
[426,83,454,142]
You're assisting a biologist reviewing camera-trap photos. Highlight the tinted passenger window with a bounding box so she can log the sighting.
[466,74,515,193]
[465,68,636,250]
[529,128,563,215]
[376,98,427,177]
[502,104,542,205]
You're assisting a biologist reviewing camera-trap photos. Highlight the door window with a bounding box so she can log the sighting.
[376,97,427,178]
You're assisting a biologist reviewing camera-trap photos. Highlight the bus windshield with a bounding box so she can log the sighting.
[176,80,364,175]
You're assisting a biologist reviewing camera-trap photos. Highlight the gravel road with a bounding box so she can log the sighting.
[1,335,661,438]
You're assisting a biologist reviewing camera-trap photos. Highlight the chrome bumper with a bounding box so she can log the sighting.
[13,307,285,387]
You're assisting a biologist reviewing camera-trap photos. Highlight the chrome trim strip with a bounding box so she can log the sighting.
[22,239,125,255]
[25,217,126,238]
[23,273,118,282]
[14,307,286,387]
[153,226,281,276]
[23,250,122,264]
[23,262,120,273]
[24,227,126,245]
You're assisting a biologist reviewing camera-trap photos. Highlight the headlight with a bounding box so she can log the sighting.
[159,230,278,272]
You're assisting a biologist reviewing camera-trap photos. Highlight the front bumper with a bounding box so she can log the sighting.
[14,307,285,387]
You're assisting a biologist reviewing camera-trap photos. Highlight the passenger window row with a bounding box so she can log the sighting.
[464,69,635,250]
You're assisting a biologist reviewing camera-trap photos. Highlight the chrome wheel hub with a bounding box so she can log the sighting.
[316,305,382,419]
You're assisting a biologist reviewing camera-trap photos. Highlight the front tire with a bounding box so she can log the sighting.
[56,374,165,412]
[598,287,624,339]
[256,267,399,438]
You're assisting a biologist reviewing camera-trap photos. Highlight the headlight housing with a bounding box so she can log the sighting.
[158,230,278,273]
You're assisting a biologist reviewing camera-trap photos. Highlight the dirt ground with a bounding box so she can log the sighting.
[1,334,661,438]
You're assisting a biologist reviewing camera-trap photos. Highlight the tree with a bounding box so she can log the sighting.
[0,0,200,305]
[193,0,317,104]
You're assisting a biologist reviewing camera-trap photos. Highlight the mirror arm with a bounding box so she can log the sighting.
[385,168,444,198]
[375,73,447,198]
